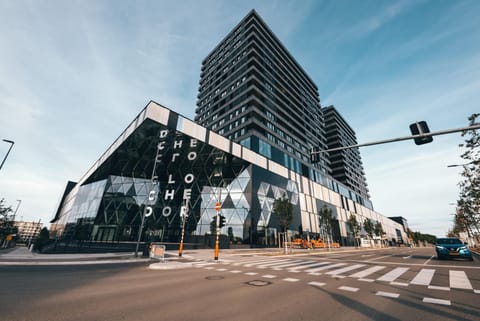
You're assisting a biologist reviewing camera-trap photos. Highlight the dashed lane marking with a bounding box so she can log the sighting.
[423,297,451,306]
[230,270,242,273]
[428,285,450,291]
[262,274,277,279]
[338,286,359,292]
[376,291,400,298]
[283,278,300,282]
[308,281,326,287]
[244,272,258,276]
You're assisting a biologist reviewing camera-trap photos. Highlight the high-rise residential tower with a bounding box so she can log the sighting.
[195,10,330,176]
[323,105,370,200]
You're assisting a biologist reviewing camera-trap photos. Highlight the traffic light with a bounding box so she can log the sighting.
[310,147,321,163]
[409,121,433,145]
[219,215,226,228]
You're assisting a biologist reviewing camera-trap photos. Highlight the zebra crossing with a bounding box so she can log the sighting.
[189,254,479,293]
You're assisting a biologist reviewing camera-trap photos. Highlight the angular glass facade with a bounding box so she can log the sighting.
[52,101,407,247]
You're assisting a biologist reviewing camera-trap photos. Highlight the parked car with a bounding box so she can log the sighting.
[435,237,473,261]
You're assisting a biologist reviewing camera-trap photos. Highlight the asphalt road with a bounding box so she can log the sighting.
[0,247,478,321]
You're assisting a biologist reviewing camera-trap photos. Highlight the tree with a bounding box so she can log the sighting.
[318,205,334,248]
[347,214,361,247]
[363,218,375,246]
[454,113,480,245]
[273,194,293,253]
[33,227,50,251]
[0,199,16,242]
[374,221,385,247]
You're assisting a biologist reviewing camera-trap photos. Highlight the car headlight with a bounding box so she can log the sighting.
[459,246,469,251]
[436,246,446,250]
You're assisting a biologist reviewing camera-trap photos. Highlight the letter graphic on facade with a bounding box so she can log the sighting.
[173,140,183,149]
[159,130,168,138]
[162,207,172,217]
[172,153,180,162]
[158,141,166,150]
[187,151,197,160]
[184,174,194,184]
[183,189,192,200]
[190,139,198,148]
[148,190,156,201]
[164,189,175,200]
[168,174,175,184]
[145,206,153,217]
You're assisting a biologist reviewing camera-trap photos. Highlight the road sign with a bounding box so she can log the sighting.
[214,202,221,211]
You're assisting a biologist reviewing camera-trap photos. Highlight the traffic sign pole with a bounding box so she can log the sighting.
[214,202,221,261]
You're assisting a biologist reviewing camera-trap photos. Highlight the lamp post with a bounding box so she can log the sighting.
[1,139,15,172]
[13,200,21,222]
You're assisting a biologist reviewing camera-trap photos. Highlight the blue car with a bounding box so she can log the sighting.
[435,238,473,261]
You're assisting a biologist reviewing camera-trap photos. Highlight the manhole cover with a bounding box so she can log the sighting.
[206,275,224,280]
[246,280,272,287]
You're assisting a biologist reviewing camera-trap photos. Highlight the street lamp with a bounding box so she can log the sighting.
[0,139,15,172]
[13,200,21,221]
[447,161,477,167]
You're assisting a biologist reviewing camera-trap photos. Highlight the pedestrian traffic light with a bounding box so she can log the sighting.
[409,121,433,145]
[219,215,226,228]
[310,147,321,163]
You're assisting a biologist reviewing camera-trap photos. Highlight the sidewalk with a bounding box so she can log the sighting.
[0,245,393,268]
[0,246,151,266]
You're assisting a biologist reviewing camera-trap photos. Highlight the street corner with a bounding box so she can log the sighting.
[148,260,193,270]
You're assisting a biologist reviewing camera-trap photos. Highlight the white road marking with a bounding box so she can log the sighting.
[390,282,409,287]
[423,297,451,306]
[244,272,258,276]
[410,269,435,286]
[339,286,359,292]
[204,267,215,270]
[423,255,434,265]
[288,261,331,272]
[262,274,277,279]
[350,265,386,279]
[326,264,365,276]
[359,278,375,282]
[243,259,286,267]
[308,281,326,287]
[428,285,450,291]
[216,268,228,271]
[403,256,412,259]
[474,289,480,294]
[257,259,294,268]
[367,254,392,262]
[229,270,242,273]
[305,262,347,273]
[271,260,310,270]
[377,267,409,282]
[376,291,400,298]
[450,270,473,290]
[283,278,299,282]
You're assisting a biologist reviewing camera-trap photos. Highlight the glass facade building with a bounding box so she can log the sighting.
[51,101,407,247]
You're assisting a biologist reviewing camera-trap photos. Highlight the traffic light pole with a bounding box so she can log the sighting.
[311,124,480,155]
[214,213,220,261]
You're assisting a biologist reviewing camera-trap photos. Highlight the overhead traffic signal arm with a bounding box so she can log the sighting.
[309,122,480,161]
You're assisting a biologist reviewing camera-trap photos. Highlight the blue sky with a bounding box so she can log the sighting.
[1,0,479,236]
